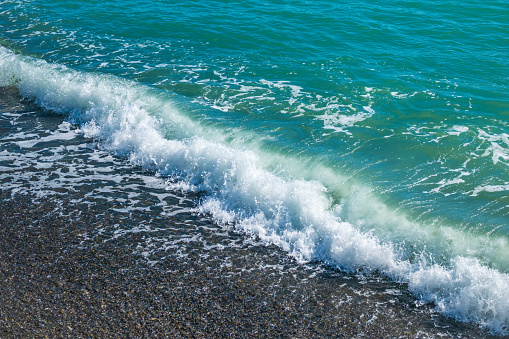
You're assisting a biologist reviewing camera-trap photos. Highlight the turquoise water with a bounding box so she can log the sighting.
[1,0,508,334]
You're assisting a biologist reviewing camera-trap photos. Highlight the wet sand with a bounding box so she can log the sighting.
[0,87,497,338]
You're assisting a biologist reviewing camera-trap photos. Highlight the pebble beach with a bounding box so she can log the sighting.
[0,88,496,338]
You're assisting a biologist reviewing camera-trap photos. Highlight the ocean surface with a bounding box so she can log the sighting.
[0,0,508,335]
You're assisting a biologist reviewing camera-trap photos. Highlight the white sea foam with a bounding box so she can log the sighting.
[318,110,374,135]
[1,46,508,335]
[472,184,509,197]
[448,125,469,136]
[14,121,76,148]
[477,129,509,166]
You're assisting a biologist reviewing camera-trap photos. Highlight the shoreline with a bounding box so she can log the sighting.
[0,87,497,338]
[0,192,494,338]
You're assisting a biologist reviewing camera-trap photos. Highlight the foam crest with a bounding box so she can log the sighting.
[1,46,508,335]
[408,257,509,334]
[338,186,509,273]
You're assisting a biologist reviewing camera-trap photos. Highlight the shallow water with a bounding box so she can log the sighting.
[0,87,496,338]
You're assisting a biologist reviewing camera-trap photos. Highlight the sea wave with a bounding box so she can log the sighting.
[1,46,508,335]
